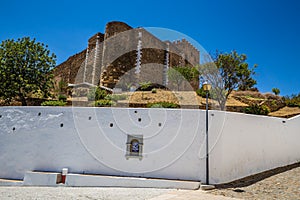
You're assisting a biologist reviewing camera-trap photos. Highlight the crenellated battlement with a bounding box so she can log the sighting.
[172,39,200,66]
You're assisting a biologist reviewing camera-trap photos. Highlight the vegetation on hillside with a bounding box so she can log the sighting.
[147,101,180,108]
[41,100,67,106]
[168,66,199,90]
[283,93,300,108]
[87,87,107,101]
[0,36,298,118]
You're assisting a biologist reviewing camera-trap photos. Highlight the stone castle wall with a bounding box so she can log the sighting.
[53,21,200,91]
[172,39,200,66]
[53,50,86,87]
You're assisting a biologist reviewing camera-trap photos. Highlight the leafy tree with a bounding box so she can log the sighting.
[215,50,257,92]
[199,50,257,110]
[272,88,280,95]
[0,37,56,105]
[168,66,199,90]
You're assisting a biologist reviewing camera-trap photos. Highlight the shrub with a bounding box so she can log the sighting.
[87,87,107,101]
[58,94,67,102]
[105,94,128,101]
[147,102,180,108]
[139,81,152,91]
[41,100,67,106]
[283,93,300,108]
[196,88,208,98]
[272,88,280,95]
[94,99,115,107]
[151,88,157,93]
[244,104,270,115]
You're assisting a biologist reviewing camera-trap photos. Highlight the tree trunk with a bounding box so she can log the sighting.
[19,93,27,106]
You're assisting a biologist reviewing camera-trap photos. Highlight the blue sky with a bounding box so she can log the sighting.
[1,0,299,95]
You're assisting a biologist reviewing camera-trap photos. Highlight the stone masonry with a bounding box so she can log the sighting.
[53,21,200,91]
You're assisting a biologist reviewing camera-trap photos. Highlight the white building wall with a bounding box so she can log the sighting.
[0,107,299,184]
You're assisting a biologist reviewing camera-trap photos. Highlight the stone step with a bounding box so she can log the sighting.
[0,178,23,186]
[4,171,201,189]
[23,171,62,186]
[65,173,200,189]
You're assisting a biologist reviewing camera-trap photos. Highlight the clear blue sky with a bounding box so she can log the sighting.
[1,0,299,95]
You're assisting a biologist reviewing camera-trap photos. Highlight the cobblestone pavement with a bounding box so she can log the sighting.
[208,162,300,200]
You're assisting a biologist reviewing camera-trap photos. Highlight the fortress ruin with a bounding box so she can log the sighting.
[53,21,200,92]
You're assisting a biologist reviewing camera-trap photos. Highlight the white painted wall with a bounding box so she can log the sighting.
[0,107,206,182]
[209,111,300,183]
[0,106,299,184]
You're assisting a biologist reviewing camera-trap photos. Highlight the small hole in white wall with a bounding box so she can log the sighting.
[0,115,2,118]
[158,123,162,127]
[60,123,64,127]
[211,113,214,116]
[38,112,41,116]
[282,121,286,123]
[12,127,15,131]
[110,123,113,127]
[89,116,92,120]
[138,118,141,122]
[134,111,138,113]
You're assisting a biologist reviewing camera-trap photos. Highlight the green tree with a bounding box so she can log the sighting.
[272,88,280,95]
[199,50,257,110]
[168,66,199,90]
[215,50,257,92]
[0,37,56,105]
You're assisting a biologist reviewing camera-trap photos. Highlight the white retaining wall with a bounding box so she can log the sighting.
[0,107,206,182]
[209,111,300,183]
[0,106,299,184]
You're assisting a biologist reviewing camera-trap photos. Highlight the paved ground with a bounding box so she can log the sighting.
[1,163,299,200]
[0,187,170,200]
[208,162,300,200]
[0,187,239,200]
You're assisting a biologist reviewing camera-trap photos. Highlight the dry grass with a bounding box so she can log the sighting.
[233,90,266,99]
[125,89,199,105]
[269,106,300,118]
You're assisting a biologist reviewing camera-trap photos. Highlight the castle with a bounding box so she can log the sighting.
[53,21,200,92]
